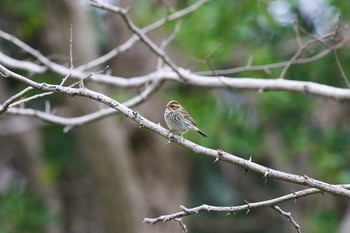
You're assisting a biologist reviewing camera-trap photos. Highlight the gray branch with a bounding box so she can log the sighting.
[3,79,160,131]
[144,185,350,231]
[1,64,350,199]
[272,205,301,233]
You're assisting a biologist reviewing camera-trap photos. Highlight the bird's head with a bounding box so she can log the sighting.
[166,100,181,111]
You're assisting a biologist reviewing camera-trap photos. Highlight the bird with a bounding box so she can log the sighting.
[164,100,207,138]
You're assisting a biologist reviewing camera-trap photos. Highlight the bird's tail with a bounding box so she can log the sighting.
[197,129,208,138]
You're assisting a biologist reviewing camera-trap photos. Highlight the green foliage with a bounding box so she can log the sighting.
[42,125,85,181]
[133,0,168,27]
[1,0,44,39]
[311,128,350,182]
[168,88,264,156]
[156,1,350,231]
[0,188,56,233]
[0,126,82,232]
[173,1,281,68]
[188,155,236,206]
[306,208,340,233]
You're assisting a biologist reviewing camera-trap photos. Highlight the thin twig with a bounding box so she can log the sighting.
[5,79,161,131]
[279,38,320,79]
[196,43,222,75]
[332,19,350,88]
[196,32,350,77]
[160,0,175,14]
[293,18,303,49]
[77,0,208,71]
[333,49,350,88]
[9,66,109,109]
[89,0,185,80]
[174,218,188,233]
[298,23,350,87]
[0,30,52,65]
[0,87,34,114]
[272,205,301,233]
[158,21,182,69]
[332,14,342,41]
[10,92,53,108]
[60,24,74,86]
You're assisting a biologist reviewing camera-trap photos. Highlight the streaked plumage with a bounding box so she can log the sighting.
[164,100,207,138]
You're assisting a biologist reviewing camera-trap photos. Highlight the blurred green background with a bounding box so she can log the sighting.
[0,0,350,233]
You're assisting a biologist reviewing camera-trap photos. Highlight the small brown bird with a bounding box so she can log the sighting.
[164,100,207,138]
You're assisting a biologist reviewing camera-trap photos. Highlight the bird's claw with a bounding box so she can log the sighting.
[166,130,178,143]
[166,129,174,138]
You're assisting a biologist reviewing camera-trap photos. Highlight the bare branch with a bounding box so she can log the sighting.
[77,0,208,71]
[158,21,182,69]
[174,218,188,233]
[196,43,222,75]
[2,28,350,101]
[0,86,34,114]
[278,29,343,79]
[174,69,350,101]
[278,39,313,79]
[1,31,350,100]
[293,18,303,49]
[9,92,53,108]
[332,22,350,88]
[0,30,52,65]
[60,24,74,86]
[90,0,183,79]
[0,29,159,86]
[0,51,46,73]
[144,184,350,224]
[196,34,350,76]
[333,49,350,88]
[4,79,160,130]
[272,205,301,233]
[1,64,350,198]
[297,23,350,88]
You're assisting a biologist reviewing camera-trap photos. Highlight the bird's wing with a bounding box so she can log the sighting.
[181,108,197,126]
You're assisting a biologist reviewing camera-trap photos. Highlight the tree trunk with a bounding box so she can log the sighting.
[43,1,146,232]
